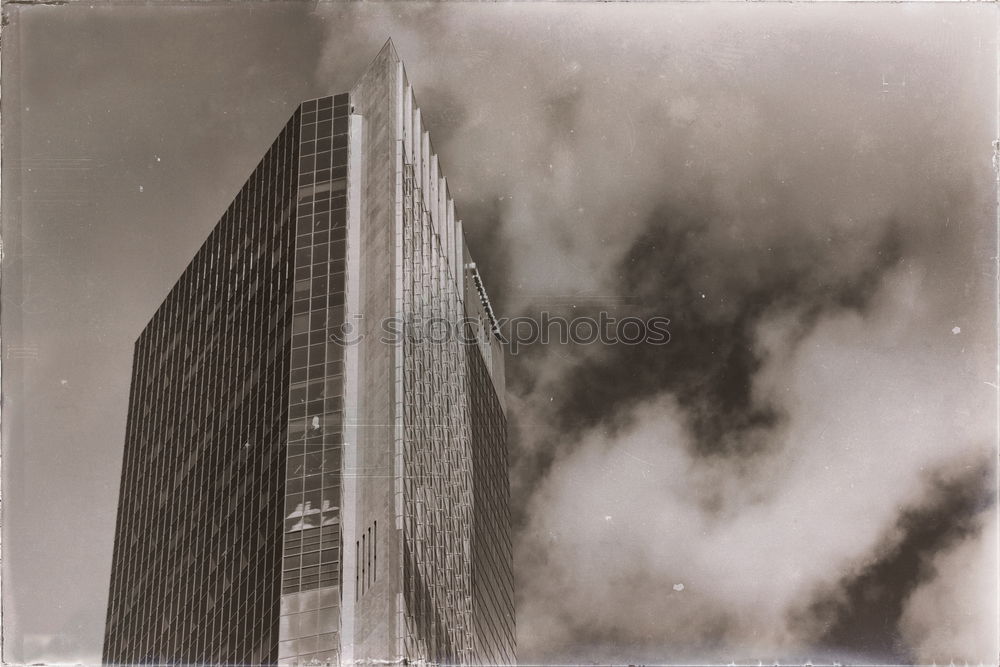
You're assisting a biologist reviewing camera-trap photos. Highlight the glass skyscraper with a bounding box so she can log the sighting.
[102,41,514,666]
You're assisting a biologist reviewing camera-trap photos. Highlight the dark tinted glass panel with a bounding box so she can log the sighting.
[103,109,302,667]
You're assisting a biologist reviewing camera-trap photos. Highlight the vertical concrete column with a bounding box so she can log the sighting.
[403,86,413,163]
[448,202,459,289]
[455,221,465,307]
[441,183,453,286]
[413,108,423,173]
[421,132,431,205]
[438,176,449,277]
[429,155,439,233]
[340,112,365,665]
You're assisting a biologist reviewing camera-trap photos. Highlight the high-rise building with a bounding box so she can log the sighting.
[102,40,514,666]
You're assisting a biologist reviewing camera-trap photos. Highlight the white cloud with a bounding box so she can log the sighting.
[517,266,996,662]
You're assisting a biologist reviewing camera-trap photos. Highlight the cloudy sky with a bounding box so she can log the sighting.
[2,3,996,665]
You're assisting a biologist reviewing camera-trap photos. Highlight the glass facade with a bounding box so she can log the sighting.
[393,46,516,664]
[398,156,476,663]
[468,342,516,665]
[277,94,349,666]
[103,41,515,667]
[103,110,301,666]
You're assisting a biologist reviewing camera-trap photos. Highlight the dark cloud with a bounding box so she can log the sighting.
[559,204,906,438]
[506,200,907,524]
[796,457,996,663]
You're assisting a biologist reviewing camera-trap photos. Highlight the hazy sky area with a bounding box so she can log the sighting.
[1,3,997,664]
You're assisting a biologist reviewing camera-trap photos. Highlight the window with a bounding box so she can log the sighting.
[291,313,309,335]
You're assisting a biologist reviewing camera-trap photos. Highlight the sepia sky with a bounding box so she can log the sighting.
[1,3,997,664]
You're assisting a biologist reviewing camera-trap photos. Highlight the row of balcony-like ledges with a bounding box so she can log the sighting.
[396,52,512,664]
